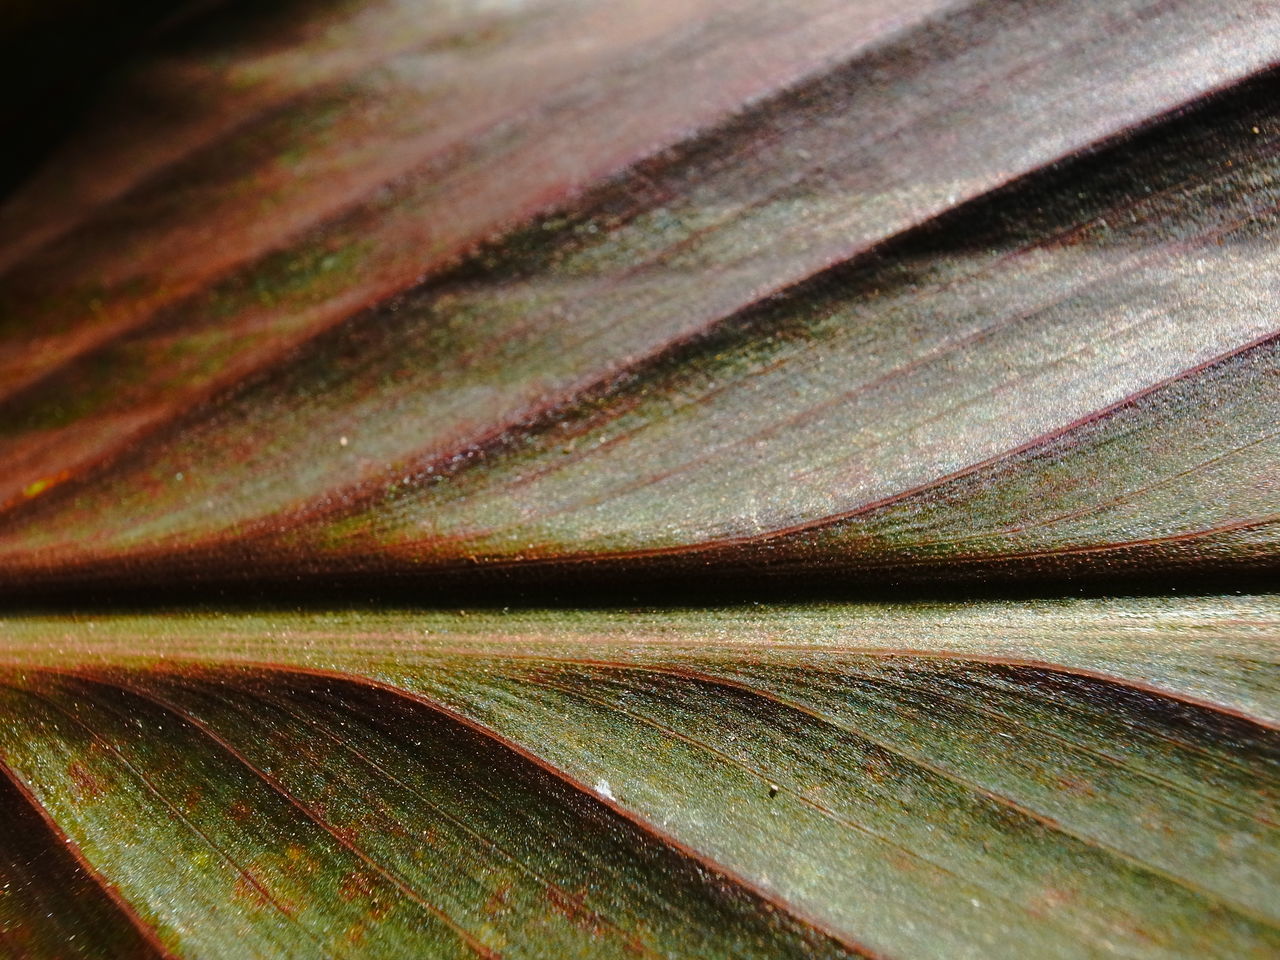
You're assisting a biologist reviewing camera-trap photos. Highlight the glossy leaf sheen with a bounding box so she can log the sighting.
[0,0,1278,586]
[2,596,1279,958]
[0,0,1278,957]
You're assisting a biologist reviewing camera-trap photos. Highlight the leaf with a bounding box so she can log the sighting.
[2,595,1279,958]
[1,0,1278,957]
[0,662,847,959]
[2,0,1280,588]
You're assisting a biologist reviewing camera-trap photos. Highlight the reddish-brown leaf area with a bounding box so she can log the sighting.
[0,1,1278,957]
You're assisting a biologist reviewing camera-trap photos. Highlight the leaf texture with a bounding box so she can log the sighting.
[0,0,1278,588]
[1,596,1278,957]
[1,0,1279,957]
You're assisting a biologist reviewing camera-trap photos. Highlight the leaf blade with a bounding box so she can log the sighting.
[1,595,1277,957]
[2,2,1279,590]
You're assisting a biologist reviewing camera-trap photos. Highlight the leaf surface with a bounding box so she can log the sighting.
[1,1,1278,957]
[2,595,1278,958]
[1,0,1279,589]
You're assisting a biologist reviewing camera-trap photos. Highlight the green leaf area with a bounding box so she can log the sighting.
[1,597,1277,959]
[0,0,1277,957]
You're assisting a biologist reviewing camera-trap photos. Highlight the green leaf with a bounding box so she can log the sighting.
[0,0,1278,956]
[2,596,1278,957]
